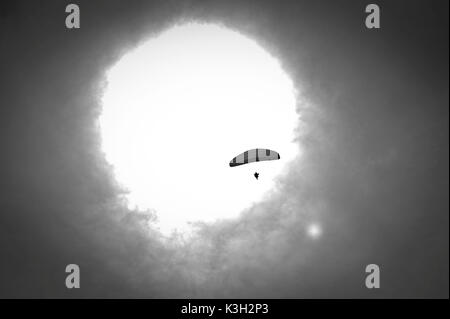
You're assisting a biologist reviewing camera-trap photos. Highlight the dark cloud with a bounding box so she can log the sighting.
[0,0,448,298]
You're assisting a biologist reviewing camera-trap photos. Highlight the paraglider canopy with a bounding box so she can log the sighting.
[229,148,280,167]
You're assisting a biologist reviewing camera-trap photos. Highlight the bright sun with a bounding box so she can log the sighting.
[99,22,299,234]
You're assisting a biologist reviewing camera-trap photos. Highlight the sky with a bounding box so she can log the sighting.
[0,0,448,298]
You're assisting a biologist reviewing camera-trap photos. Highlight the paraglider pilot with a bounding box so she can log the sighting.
[254,172,259,180]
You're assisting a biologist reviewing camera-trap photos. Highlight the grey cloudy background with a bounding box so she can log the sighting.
[0,0,448,298]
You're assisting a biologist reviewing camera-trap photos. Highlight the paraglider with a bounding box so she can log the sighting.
[229,148,280,167]
[229,149,280,179]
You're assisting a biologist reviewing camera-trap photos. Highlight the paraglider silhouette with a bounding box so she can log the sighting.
[229,148,280,179]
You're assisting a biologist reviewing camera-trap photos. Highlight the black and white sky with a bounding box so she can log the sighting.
[0,0,448,298]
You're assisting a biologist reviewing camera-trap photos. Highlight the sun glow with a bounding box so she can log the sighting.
[307,223,322,239]
[99,23,299,234]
